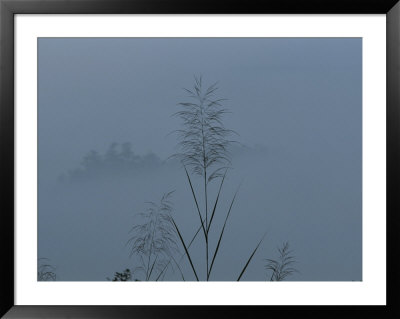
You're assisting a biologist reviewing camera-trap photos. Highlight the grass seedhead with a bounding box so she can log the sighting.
[265,242,298,281]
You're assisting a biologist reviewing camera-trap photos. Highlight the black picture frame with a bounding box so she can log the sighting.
[1,0,399,318]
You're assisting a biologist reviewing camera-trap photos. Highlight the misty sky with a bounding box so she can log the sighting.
[38,38,362,281]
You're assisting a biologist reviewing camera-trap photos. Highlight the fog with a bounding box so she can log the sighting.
[38,38,362,281]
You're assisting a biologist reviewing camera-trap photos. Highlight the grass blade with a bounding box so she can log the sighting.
[188,223,203,248]
[171,216,199,281]
[237,232,267,281]
[184,165,207,240]
[156,261,169,281]
[147,255,158,281]
[208,186,239,279]
[169,253,186,281]
[207,169,227,234]
[179,219,206,263]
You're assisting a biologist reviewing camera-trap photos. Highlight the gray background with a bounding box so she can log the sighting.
[38,38,362,281]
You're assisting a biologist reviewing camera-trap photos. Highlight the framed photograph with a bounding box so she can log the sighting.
[1,0,399,318]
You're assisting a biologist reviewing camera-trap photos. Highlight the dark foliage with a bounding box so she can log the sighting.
[108,269,132,281]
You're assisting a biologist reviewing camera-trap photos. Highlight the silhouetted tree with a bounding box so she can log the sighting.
[62,142,164,182]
